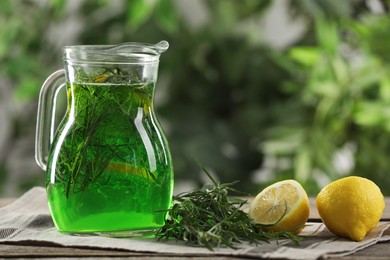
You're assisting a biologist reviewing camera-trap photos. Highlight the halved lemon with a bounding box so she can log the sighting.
[249,179,310,234]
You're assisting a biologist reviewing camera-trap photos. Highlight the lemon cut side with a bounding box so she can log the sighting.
[249,180,310,234]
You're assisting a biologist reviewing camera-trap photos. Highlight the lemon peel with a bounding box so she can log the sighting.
[316,176,385,241]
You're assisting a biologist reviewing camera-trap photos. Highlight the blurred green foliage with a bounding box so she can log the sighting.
[1,0,390,195]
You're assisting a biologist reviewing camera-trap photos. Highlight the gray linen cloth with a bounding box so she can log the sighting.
[1,187,389,260]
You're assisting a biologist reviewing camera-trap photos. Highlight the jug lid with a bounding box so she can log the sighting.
[64,41,169,64]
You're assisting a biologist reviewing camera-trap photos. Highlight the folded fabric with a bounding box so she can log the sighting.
[1,187,389,260]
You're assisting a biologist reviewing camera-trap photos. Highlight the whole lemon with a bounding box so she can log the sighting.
[316,176,385,241]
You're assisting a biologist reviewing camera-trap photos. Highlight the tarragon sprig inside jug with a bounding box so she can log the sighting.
[59,67,158,197]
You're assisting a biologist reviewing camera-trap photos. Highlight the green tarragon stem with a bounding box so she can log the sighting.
[156,165,299,250]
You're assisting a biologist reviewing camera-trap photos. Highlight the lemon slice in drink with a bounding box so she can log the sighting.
[106,161,156,182]
[249,179,310,234]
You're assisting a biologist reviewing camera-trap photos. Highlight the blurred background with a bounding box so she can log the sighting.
[1,0,390,197]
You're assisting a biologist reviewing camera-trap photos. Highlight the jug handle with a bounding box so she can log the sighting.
[35,70,66,171]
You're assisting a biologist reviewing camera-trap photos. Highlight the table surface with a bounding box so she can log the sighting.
[1,197,389,259]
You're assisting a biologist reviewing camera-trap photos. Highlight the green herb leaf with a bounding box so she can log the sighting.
[156,167,299,250]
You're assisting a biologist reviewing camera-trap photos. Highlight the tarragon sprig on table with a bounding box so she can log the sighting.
[155,165,299,250]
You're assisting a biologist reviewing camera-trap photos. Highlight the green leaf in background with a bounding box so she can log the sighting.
[50,0,66,11]
[309,81,339,98]
[361,16,390,61]
[289,47,319,67]
[14,77,40,101]
[0,18,21,59]
[155,0,178,33]
[380,75,390,101]
[126,0,155,30]
[262,127,304,155]
[294,147,311,183]
[331,58,349,85]
[353,101,390,128]
[315,16,339,56]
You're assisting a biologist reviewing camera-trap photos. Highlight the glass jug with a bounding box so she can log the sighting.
[35,41,173,236]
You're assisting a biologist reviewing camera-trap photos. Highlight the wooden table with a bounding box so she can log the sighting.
[1,198,389,259]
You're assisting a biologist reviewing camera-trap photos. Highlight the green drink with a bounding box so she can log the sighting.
[36,41,173,236]
[46,82,173,234]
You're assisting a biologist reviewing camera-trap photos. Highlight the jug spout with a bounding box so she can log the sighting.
[110,40,169,56]
[154,40,169,54]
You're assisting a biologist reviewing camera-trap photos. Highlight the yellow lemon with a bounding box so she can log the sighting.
[316,176,385,241]
[249,179,310,234]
